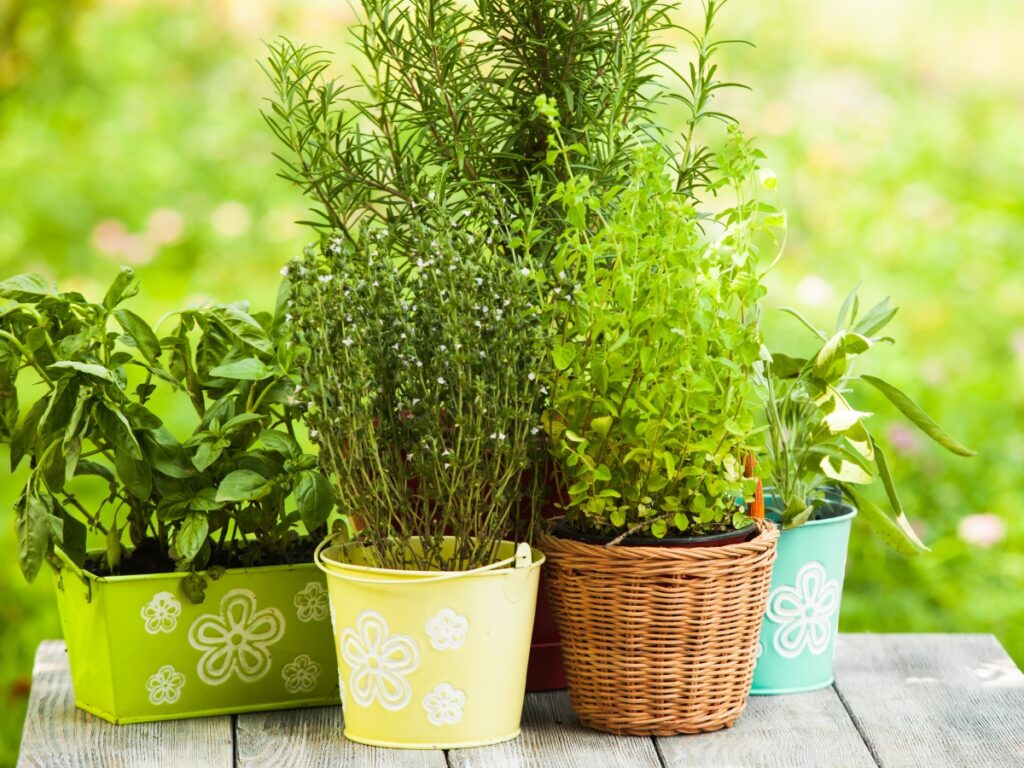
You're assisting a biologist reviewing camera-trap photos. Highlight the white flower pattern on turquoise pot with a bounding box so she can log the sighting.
[146,665,185,705]
[281,654,321,693]
[141,592,182,634]
[422,683,466,726]
[766,561,840,659]
[293,582,329,622]
[188,589,286,685]
[341,610,420,711]
[425,608,469,651]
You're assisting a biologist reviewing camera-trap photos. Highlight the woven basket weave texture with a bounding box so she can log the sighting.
[540,518,778,735]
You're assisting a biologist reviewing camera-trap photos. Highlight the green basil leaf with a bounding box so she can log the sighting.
[209,358,276,381]
[103,267,138,310]
[295,470,335,531]
[215,469,272,502]
[113,308,161,363]
[16,493,51,582]
[114,447,153,500]
[176,512,209,562]
[0,273,51,301]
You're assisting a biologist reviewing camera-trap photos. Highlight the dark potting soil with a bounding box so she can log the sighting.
[84,537,320,578]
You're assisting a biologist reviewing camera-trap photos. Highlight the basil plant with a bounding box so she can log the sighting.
[761,286,974,554]
[0,269,334,601]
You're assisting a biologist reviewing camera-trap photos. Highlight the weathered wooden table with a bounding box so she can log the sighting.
[17,634,1024,767]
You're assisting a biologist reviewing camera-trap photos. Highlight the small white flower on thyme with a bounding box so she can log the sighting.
[531,426,540,435]
[319,274,334,284]
[520,267,530,277]
[428,191,436,201]
[437,377,446,385]
[309,429,319,439]
[342,338,354,347]
[475,277,483,286]
[280,266,289,276]
[528,372,536,381]
[285,314,293,323]
[479,351,486,358]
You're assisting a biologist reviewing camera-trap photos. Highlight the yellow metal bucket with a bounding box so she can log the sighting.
[316,537,544,749]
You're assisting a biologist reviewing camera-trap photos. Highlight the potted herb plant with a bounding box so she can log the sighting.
[262,0,677,695]
[751,287,974,694]
[287,197,546,749]
[1,269,339,723]
[535,24,785,729]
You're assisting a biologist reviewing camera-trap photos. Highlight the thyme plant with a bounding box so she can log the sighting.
[285,198,545,571]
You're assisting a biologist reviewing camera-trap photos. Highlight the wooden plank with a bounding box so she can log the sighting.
[834,634,1024,768]
[235,707,446,768]
[448,690,662,768]
[17,641,233,768]
[656,687,877,768]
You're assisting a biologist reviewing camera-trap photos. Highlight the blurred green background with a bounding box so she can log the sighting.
[1,0,1021,762]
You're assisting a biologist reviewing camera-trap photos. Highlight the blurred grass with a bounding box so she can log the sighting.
[1,0,1022,763]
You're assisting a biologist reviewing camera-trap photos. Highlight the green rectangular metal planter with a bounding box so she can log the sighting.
[50,554,340,724]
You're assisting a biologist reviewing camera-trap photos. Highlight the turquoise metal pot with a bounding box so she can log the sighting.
[750,497,856,695]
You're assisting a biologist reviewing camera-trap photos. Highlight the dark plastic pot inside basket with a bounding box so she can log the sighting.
[550,517,759,548]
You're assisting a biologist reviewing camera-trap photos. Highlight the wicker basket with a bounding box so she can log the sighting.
[539,518,779,735]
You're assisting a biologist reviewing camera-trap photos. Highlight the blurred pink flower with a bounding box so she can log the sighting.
[91,218,130,256]
[957,514,1006,549]
[887,423,922,456]
[1010,329,1024,361]
[146,208,185,245]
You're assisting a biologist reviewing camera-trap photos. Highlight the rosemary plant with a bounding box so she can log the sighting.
[284,198,545,571]
[261,0,680,254]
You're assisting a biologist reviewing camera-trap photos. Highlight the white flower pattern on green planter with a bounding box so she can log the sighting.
[146,665,185,705]
[141,591,182,634]
[422,683,466,726]
[425,608,469,651]
[293,582,329,622]
[766,561,840,659]
[281,654,321,693]
[188,589,286,685]
[341,610,420,711]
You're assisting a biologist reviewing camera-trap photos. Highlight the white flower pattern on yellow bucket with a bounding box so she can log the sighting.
[146,665,185,705]
[141,591,182,634]
[293,581,329,622]
[425,608,469,651]
[281,654,321,693]
[188,589,285,685]
[341,610,420,711]
[766,561,840,658]
[422,683,466,726]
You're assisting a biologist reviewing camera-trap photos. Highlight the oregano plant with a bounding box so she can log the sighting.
[0,268,334,601]
[542,130,783,540]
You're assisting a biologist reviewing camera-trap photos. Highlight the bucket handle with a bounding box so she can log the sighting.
[49,545,93,602]
[315,536,533,585]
